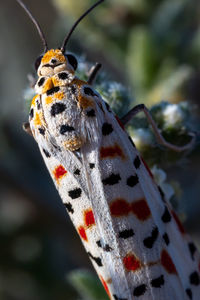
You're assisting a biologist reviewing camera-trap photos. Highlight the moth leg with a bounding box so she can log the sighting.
[87,62,102,85]
[121,104,195,152]
[23,122,33,137]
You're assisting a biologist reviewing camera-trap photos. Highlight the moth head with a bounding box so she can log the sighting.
[35,49,78,77]
[16,0,104,74]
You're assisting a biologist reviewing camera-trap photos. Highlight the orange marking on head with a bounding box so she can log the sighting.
[123,253,142,271]
[100,144,125,160]
[42,49,66,64]
[161,250,177,274]
[110,199,130,216]
[84,209,95,227]
[45,96,53,104]
[131,198,151,221]
[171,210,185,234]
[54,91,65,100]
[52,77,60,87]
[99,276,111,298]
[31,95,39,107]
[34,112,42,126]
[78,226,88,241]
[42,78,54,93]
[53,165,67,180]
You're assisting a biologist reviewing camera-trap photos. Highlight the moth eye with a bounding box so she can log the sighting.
[65,54,78,71]
[35,55,43,71]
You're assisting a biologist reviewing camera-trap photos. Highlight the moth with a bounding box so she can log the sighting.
[17,0,200,299]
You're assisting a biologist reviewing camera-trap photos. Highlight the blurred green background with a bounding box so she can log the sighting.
[0,0,200,299]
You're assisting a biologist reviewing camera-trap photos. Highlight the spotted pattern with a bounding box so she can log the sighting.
[151,275,165,288]
[64,202,74,214]
[189,271,200,285]
[102,173,121,185]
[102,123,113,135]
[133,284,147,297]
[100,144,125,160]
[110,198,151,221]
[161,207,172,223]
[68,188,82,199]
[161,250,177,274]
[53,165,67,181]
[51,102,66,117]
[188,242,197,261]
[96,240,112,252]
[123,253,141,272]
[88,252,103,267]
[143,227,159,249]
[118,229,134,239]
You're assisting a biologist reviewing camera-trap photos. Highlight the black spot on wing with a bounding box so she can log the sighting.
[102,173,121,185]
[51,103,66,117]
[86,109,96,117]
[43,148,51,158]
[87,252,103,267]
[89,163,95,169]
[143,227,158,249]
[189,271,200,285]
[102,123,113,136]
[74,169,80,175]
[68,188,82,199]
[188,242,197,261]
[96,240,112,252]
[134,156,141,169]
[162,233,170,246]
[161,207,171,223]
[60,124,75,134]
[46,86,60,96]
[186,288,193,299]
[39,127,45,135]
[133,284,147,297]
[118,229,134,239]
[64,202,74,214]
[126,175,139,187]
[151,275,165,288]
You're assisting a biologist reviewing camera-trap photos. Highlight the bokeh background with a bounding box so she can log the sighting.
[0,0,200,299]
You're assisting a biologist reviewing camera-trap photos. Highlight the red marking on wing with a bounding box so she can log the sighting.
[100,144,125,160]
[115,115,125,130]
[54,165,67,180]
[123,254,141,272]
[110,198,151,221]
[171,210,185,235]
[78,226,88,241]
[131,199,151,221]
[141,157,154,179]
[161,249,177,274]
[84,209,95,227]
[100,276,111,298]
[110,199,130,216]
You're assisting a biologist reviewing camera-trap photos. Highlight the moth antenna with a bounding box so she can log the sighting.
[16,0,48,52]
[61,0,104,53]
